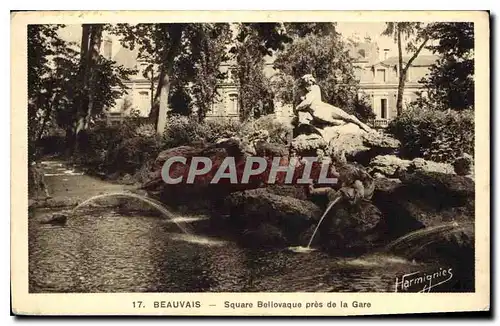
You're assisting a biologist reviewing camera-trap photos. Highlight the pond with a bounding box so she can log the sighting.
[28,208,472,293]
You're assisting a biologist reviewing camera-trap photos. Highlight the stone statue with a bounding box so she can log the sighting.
[295,74,372,133]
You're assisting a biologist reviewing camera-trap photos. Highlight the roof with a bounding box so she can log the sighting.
[112,47,140,69]
[374,55,439,67]
[348,42,378,61]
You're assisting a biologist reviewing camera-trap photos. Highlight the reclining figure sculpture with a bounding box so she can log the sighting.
[295,74,373,133]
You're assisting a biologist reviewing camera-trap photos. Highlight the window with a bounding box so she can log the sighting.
[380,99,387,119]
[227,93,239,115]
[358,49,366,58]
[376,69,386,83]
[137,91,150,113]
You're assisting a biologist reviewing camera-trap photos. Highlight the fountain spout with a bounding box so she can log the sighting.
[306,194,343,248]
[71,192,191,234]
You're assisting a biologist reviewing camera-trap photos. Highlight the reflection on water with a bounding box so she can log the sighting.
[29,209,466,293]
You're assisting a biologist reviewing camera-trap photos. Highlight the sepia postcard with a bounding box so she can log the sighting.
[11,10,490,316]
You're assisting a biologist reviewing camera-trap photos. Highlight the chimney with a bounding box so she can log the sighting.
[383,49,390,60]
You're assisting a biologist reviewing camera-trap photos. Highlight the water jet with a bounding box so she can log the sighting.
[72,192,191,234]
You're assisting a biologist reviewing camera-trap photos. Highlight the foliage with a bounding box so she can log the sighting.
[283,23,337,38]
[110,23,233,129]
[28,24,135,160]
[28,24,68,161]
[161,115,209,149]
[381,22,430,115]
[203,119,243,143]
[234,48,275,121]
[240,114,292,145]
[417,22,474,111]
[354,94,376,122]
[273,33,373,122]
[231,25,278,121]
[387,106,474,163]
[162,115,243,148]
[57,55,135,131]
[74,120,161,175]
[188,24,233,121]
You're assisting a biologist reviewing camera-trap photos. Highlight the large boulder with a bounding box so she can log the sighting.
[221,188,323,246]
[290,123,400,165]
[141,140,266,207]
[368,155,411,178]
[221,182,385,254]
[303,200,385,255]
[407,158,455,174]
[372,171,474,240]
[291,133,328,156]
[453,153,474,177]
[368,155,455,178]
[321,124,400,165]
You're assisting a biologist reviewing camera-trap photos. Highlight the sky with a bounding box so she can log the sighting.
[57,22,432,60]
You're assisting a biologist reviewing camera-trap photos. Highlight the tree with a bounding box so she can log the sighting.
[382,22,430,116]
[229,23,338,122]
[110,23,184,133]
[417,22,474,110]
[273,32,374,122]
[186,24,232,121]
[111,23,232,131]
[28,25,69,159]
[230,23,293,122]
[28,24,135,158]
[283,22,336,38]
[74,24,105,137]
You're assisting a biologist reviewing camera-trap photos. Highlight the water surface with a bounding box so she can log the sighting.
[29,209,470,293]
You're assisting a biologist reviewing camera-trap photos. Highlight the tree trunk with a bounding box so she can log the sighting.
[84,24,104,129]
[149,64,165,126]
[150,71,155,112]
[156,73,171,134]
[36,92,61,142]
[74,24,92,139]
[395,24,430,116]
[396,26,404,116]
[151,24,184,135]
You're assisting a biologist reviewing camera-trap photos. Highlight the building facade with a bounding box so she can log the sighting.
[204,58,294,123]
[102,36,153,124]
[104,36,437,127]
[349,37,438,127]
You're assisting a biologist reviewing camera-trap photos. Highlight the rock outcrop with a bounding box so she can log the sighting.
[39,211,70,225]
[221,189,323,246]
[304,200,385,255]
[453,153,474,177]
[138,122,475,258]
[368,155,455,178]
[291,123,400,165]
[372,171,474,240]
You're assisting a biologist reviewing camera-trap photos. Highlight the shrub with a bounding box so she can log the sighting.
[204,118,242,143]
[387,107,474,163]
[163,115,246,147]
[35,126,67,158]
[240,114,293,145]
[75,120,162,176]
[162,115,208,148]
[107,133,162,175]
[75,113,295,179]
[74,122,131,172]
